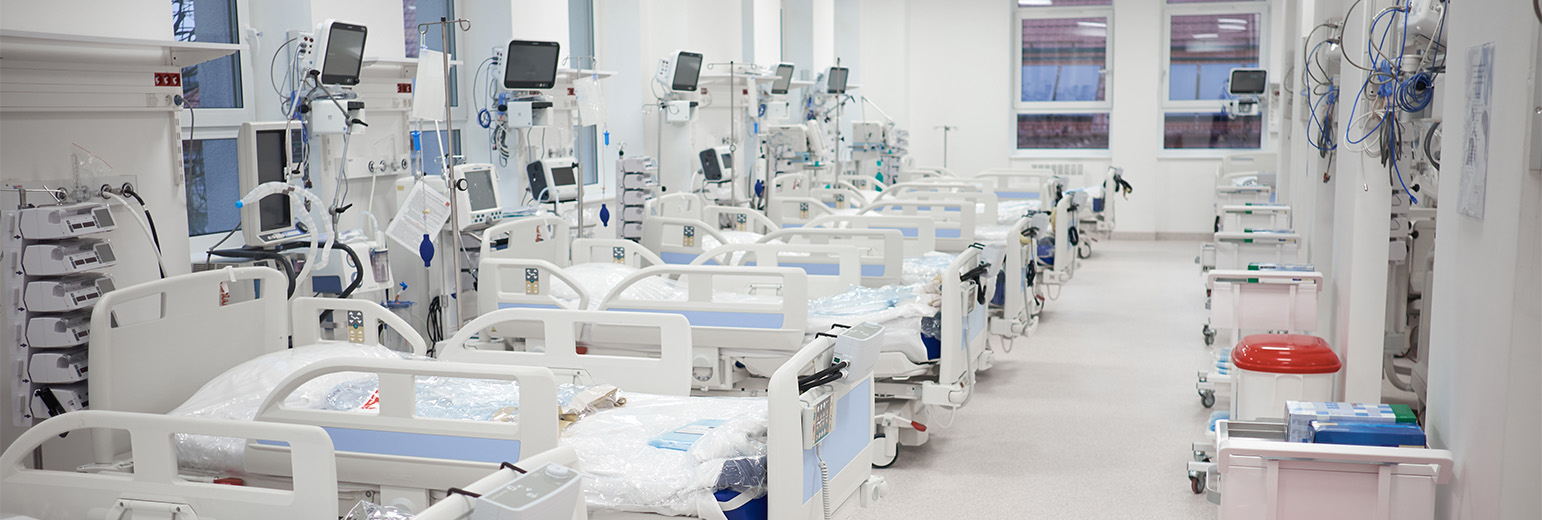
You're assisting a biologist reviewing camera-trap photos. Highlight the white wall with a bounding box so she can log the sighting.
[896,0,1013,180]
[0,0,168,39]
[1423,1,1542,518]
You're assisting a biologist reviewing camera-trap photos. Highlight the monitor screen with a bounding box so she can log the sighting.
[551,165,577,186]
[1229,69,1268,95]
[319,22,368,86]
[826,67,849,94]
[699,149,723,181]
[463,169,499,212]
[672,52,703,92]
[504,40,561,89]
[254,130,292,232]
[771,64,795,94]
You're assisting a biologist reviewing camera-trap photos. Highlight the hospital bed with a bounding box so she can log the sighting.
[436,308,888,519]
[476,216,665,316]
[1076,166,1131,244]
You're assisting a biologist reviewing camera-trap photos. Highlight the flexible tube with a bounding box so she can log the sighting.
[102,192,169,277]
[236,182,335,293]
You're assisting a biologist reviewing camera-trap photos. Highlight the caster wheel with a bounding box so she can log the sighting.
[1204,330,1217,346]
[1190,473,1206,494]
[1077,242,1092,259]
[872,434,898,468]
[1200,390,1216,408]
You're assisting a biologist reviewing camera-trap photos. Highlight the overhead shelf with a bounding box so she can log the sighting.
[0,29,241,68]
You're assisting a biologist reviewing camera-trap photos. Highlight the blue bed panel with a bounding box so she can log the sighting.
[609,308,786,329]
[995,191,1041,200]
[257,427,520,464]
[498,303,562,310]
[802,379,872,502]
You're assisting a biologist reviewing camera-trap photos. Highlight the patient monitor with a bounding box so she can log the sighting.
[311,19,368,86]
[503,40,561,90]
[1226,68,1267,117]
[456,163,505,229]
[238,121,308,247]
[526,157,579,203]
[770,63,795,95]
[655,50,704,92]
[825,66,850,95]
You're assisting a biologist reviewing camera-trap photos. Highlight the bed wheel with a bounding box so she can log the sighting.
[1189,472,1206,495]
[872,434,898,468]
[1199,389,1216,408]
[1076,242,1092,259]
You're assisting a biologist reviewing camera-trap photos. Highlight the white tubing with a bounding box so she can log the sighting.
[237,182,335,294]
[102,192,169,276]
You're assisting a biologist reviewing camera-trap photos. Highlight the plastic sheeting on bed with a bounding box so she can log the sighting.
[167,346,770,517]
[806,284,940,364]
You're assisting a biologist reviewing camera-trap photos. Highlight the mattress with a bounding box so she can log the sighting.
[167,345,769,517]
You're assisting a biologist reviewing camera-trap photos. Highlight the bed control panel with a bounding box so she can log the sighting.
[472,463,582,520]
[801,385,836,449]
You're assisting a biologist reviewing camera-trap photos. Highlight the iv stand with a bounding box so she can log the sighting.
[935,125,957,169]
[419,16,472,327]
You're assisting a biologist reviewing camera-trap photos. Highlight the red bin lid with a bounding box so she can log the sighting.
[1232,334,1341,374]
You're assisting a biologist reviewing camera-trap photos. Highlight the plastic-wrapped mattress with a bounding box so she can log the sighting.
[167,345,769,517]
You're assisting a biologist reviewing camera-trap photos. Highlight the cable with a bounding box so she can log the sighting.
[427,295,445,344]
[1423,122,1441,170]
[268,37,298,99]
[102,191,168,278]
[816,445,832,520]
[207,248,298,297]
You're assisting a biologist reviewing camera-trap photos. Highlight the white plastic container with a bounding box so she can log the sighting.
[1229,334,1340,422]
[1216,421,1451,520]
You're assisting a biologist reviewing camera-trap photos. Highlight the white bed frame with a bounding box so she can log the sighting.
[692,243,863,298]
[481,216,664,268]
[437,308,886,519]
[643,194,780,265]
[1218,204,1291,233]
[857,200,976,253]
[804,215,939,258]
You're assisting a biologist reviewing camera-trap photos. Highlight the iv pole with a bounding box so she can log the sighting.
[419,16,472,327]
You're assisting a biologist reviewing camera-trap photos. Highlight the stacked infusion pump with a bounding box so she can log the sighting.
[4,203,118,424]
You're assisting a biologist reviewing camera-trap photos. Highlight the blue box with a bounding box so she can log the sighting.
[1309,421,1427,448]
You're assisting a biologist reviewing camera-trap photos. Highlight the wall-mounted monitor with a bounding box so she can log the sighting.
[655,50,704,92]
[770,63,795,95]
[314,20,368,86]
[1228,68,1268,96]
[526,157,579,203]
[503,40,561,89]
[238,121,307,246]
[826,66,849,95]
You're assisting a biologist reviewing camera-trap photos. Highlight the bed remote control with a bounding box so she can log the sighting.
[472,463,582,520]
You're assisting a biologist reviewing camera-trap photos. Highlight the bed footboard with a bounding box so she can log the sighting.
[805,215,938,257]
[767,337,883,519]
[693,243,862,298]
[858,200,976,252]
[760,228,904,287]
[2,411,338,519]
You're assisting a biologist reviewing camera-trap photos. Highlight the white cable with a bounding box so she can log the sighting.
[102,192,169,276]
[815,445,832,520]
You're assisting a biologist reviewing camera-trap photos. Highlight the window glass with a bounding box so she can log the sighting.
[173,0,242,108]
[1162,112,1261,149]
[404,0,459,107]
[419,129,463,177]
[183,138,242,236]
[1168,13,1260,101]
[1019,0,1112,6]
[1017,113,1110,149]
[1021,17,1108,102]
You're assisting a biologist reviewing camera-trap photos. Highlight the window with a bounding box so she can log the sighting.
[183,139,241,236]
[1016,2,1112,151]
[404,0,458,107]
[173,0,242,108]
[1162,1,1266,150]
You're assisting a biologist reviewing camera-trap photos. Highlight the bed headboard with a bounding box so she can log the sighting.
[767,195,839,228]
[440,308,693,396]
[759,228,904,287]
[976,170,1056,201]
[290,297,429,356]
[480,216,571,265]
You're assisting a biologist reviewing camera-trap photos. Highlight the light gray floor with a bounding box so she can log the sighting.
[853,239,1219,519]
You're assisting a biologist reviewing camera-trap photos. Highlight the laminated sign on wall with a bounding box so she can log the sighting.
[1458,42,1495,220]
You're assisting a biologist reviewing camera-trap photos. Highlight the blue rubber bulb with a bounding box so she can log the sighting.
[754,179,765,197]
[599,204,610,227]
[419,233,435,267]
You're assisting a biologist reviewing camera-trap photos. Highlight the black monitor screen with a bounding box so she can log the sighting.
[1229,69,1268,95]
[319,22,368,86]
[504,40,561,89]
[552,165,577,186]
[672,52,703,92]
[771,64,795,94]
[463,169,499,211]
[254,130,292,232]
[827,67,849,94]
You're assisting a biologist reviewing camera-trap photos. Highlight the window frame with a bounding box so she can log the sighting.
[1159,0,1269,153]
[177,0,257,130]
[1013,4,1115,155]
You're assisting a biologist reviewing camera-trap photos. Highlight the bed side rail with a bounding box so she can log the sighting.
[693,242,862,298]
[768,195,839,228]
[599,265,809,351]
[641,215,732,265]
[766,336,877,518]
[805,214,938,257]
[2,411,337,520]
[440,308,693,396]
[248,359,559,490]
[760,227,904,287]
[858,200,976,252]
[479,258,588,314]
[702,205,780,235]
